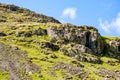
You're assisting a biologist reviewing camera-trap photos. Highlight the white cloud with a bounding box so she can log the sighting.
[62,8,77,19]
[99,19,111,33]
[99,12,120,35]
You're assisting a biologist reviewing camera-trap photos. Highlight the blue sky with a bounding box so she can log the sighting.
[1,0,120,36]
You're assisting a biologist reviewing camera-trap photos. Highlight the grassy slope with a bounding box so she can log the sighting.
[0,22,120,80]
[0,3,120,79]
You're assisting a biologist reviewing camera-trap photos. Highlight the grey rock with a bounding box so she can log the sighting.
[52,62,88,79]
[99,68,120,79]
[0,42,40,80]
[47,25,104,54]
[108,40,120,60]
[60,44,101,63]
[109,40,120,53]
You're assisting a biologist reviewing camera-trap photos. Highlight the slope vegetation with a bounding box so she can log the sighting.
[0,3,120,80]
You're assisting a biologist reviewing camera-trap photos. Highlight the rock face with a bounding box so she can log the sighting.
[47,25,104,53]
[108,40,120,60]
[60,44,101,63]
[109,40,120,53]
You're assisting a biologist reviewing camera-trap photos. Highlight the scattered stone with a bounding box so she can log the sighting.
[63,73,72,80]
[12,46,19,50]
[98,68,120,79]
[107,60,116,66]
[50,54,57,58]
[40,42,59,51]
[52,62,88,79]
[24,31,32,37]
[71,60,84,67]
[34,27,47,36]
[76,53,101,63]
[0,42,41,80]
[41,48,52,55]
[0,19,6,22]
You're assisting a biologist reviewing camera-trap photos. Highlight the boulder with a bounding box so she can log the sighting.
[47,25,104,53]
[109,40,120,53]
[60,44,93,56]
[108,40,120,60]
[60,44,101,63]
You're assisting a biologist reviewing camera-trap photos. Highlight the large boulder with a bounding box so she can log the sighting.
[47,25,104,53]
[109,40,120,53]
[108,40,120,60]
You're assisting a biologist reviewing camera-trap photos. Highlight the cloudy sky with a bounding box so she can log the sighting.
[1,0,120,36]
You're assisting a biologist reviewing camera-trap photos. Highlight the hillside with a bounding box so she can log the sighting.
[0,3,60,23]
[0,3,120,80]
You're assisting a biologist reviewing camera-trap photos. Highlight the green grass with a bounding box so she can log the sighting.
[0,22,120,80]
[0,70,9,80]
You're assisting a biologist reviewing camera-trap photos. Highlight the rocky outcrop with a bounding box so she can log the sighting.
[0,42,40,80]
[109,40,120,53]
[47,25,104,53]
[108,40,120,60]
[60,44,101,63]
[60,44,93,56]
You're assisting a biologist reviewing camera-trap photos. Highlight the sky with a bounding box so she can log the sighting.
[0,0,120,36]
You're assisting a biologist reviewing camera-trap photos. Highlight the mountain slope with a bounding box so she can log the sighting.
[0,3,120,80]
[0,3,60,23]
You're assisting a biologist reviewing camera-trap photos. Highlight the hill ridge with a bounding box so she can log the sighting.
[0,3,61,23]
